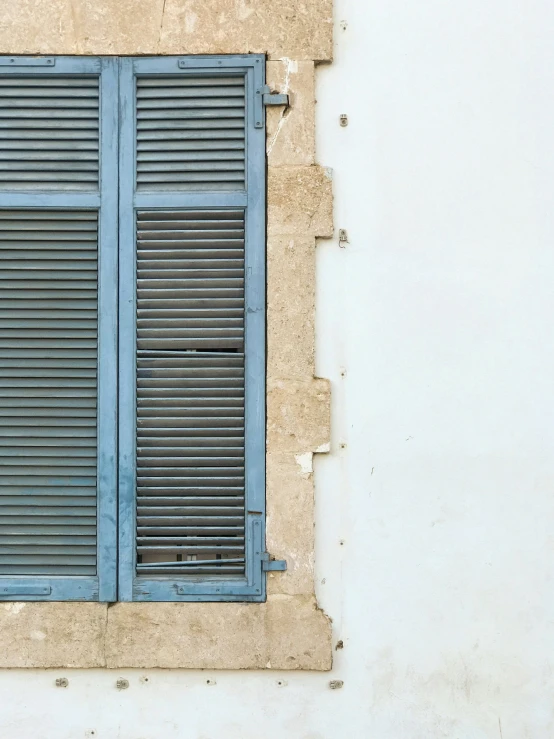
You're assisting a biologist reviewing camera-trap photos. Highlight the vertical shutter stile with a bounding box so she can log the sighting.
[0,57,118,601]
[119,56,266,601]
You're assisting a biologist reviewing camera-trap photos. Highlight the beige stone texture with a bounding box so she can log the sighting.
[267,378,331,453]
[265,596,331,669]
[266,61,316,166]
[268,166,334,238]
[268,235,316,379]
[266,452,316,595]
[0,603,106,668]
[105,596,331,670]
[0,0,332,61]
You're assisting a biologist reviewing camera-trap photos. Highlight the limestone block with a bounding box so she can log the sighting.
[0,0,333,61]
[106,601,266,669]
[106,596,332,670]
[268,236,316,380]
[0,0,165,55]
[266,61,316,166]
[265,595,332,670]
[267,378,331,453]
[268,166,334,238]
[266,451,315,595]
[0,603,106,668]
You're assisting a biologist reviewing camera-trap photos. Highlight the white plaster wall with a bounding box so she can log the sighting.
[1,0,553,736]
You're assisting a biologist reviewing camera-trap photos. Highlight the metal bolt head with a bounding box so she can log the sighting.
[339,114,348,127]
[55,677,69,688]
[116,679,129,690]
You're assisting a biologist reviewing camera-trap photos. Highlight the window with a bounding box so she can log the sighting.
[0,55,266,602]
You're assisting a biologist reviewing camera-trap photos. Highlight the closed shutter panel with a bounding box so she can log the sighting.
[136,76,246,191]
[0,210,97,577]
[136,210,246,576]
[0,58,117,601]
[119,56,265,601]
[0,76,99,191]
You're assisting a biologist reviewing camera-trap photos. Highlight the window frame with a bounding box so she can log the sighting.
[0,54,266,603]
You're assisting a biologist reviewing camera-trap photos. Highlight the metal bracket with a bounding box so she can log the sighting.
[0,57,55,67]
[261,85,289,107]
[0,585,51,596]
[254,85,290,128]
[261,552,287,572]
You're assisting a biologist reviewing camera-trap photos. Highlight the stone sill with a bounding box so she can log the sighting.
[0,595,332,670]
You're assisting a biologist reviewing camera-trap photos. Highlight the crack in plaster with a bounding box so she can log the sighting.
[266,58,296,156]
[157,0,168,50]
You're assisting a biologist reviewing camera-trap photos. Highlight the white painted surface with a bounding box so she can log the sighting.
[2,0,554,736]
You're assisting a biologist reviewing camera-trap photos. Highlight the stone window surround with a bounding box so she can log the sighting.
[0,0,334,671]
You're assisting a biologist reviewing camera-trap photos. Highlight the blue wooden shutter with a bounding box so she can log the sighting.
[118,56,266,601]
[0,57,118,601]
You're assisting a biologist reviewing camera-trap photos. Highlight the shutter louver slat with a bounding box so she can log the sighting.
[0,77,99,191]
[136,77,245,192]
[136,210,246,577]
[0,210,97,577]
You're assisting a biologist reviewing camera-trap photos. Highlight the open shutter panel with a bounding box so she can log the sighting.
[0,58,117,601]
[119,56,265,601]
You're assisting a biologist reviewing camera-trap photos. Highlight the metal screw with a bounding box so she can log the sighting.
[116,679,129,690]
[339,114,348,127]
[329,680,344,690]
[55,677,69,688]
[338,229,348,246]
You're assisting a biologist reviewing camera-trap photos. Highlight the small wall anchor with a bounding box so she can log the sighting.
[338,229,349,247]
[339,114,348,127]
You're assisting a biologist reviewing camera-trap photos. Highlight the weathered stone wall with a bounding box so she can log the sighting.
[0,1,333,670]
[0,1,333,61]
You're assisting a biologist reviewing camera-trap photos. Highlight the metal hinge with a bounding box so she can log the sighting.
[261,85,289,107]
[261,552,287,572]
